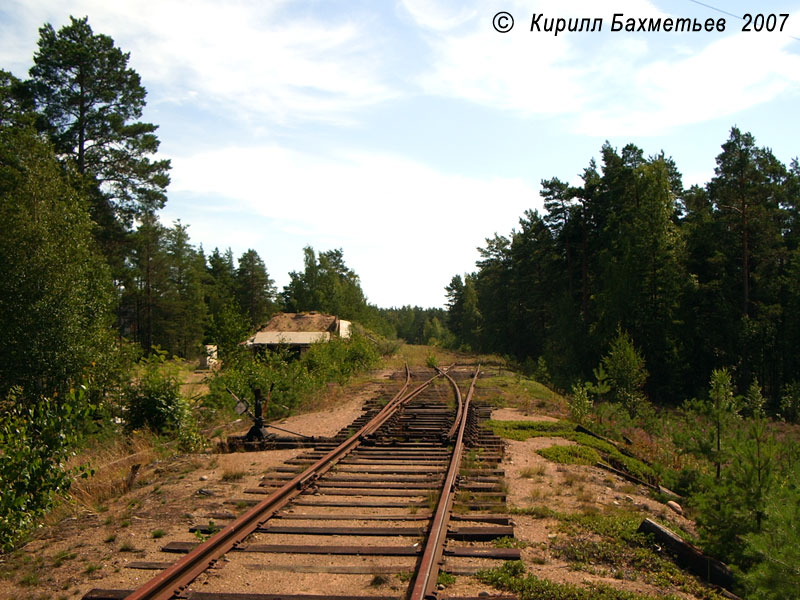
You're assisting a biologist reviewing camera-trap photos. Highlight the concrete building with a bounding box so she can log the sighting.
[243,312,351,351]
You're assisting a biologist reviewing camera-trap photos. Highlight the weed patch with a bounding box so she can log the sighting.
[538,444,600,466]
[476,560,684,600]
[520,465,547,478]
[488,420,657,484]
[221,470,247,482]
[510,505,556,519]
[493,536,528,548]
[476,374,565,414]
[485,419,575,441]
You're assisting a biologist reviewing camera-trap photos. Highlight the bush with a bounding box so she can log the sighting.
[779,381,800,423]
[0,387,92,551]
[123,351,201,450]
[124,351,183,432]
[302,332,380,384]
[206,332,381,419]
[426,353,439,369]
[568,383,593,425]
[537,444,600,465]
[602,329,649,417]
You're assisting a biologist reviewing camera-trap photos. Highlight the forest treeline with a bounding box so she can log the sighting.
[441,133,800,597]
[445,132,800,409]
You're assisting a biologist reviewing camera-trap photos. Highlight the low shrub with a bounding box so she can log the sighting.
[569,383,593,425]
[123,351,201,450]
[206,331,381,419]
[0,386,92,552]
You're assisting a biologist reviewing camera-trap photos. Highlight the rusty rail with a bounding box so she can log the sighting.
[410,366,480,600]
[439,366,462,441]
[122,364,444,600]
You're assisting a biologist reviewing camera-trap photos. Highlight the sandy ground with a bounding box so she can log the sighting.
[490,406,703,598]
[0,374,388,600]
[1,370,712,600]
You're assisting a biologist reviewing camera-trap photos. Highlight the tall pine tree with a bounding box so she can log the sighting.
[29,16,170,265]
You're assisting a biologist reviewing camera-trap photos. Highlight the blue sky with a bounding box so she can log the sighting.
[2,0,799,308]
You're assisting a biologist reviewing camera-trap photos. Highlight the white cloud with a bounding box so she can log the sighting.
[0,0,395,124]
[574,31,800,135]
[400,0,477,31]
[405,0,800,135]
[168,144,539,306]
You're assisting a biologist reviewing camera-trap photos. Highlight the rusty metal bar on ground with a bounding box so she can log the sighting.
[410,366,480,600]
[121,364,446,600]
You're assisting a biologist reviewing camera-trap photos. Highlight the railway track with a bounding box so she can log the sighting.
[83,366,516,600]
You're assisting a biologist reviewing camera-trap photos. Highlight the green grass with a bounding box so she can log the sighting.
[52,550,77,567]
[476,561,689,600]
[369,574,390,586]
[461,448,486,470]
[487,420,657,484]
[492,536,528,548]
[556,508,644,540]
[476,373,563,410]
[151,529,166,539]
[496,504,725,598]
[526,507,729,599]
[19,571,40,587]
[485,419,575,441]
[538,444,600,465]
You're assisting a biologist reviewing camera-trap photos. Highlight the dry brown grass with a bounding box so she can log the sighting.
[528,487,546,501]
[60,431,166,515]
[521,465,547,478]
[180,364,211,400]
[561,470,586,488]
[576,486,595,503]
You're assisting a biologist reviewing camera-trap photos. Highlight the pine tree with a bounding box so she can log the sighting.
[0,70,34,128]
[601,329,648,417]
[742,459,800,599]
[160,222,206,357]
[29,16,170,233]
[282,247,367,321]
[235,249,276,328]
[122,213,167,352]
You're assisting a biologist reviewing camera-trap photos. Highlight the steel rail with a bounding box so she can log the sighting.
[438,366,462,440]
[410,366,480,600]
[123,364,442,600]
